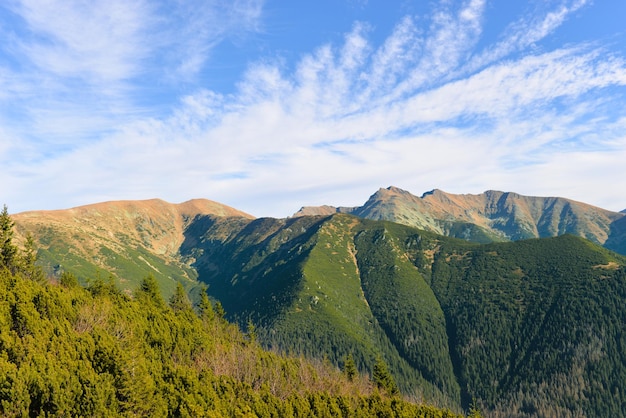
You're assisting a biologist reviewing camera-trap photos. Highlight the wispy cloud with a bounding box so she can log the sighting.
[9,0,151,82]
[1,0,626,216]
[466,0,590,72]
[157,0,264,79]
[0,0,264,143]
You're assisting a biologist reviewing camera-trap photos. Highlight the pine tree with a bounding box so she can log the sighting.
[343,353,357,381]
[0,204,18,273]
[169,282,191,312]
[372,356,399,396]
[214,301,226,319]
[246,319,257,343]
[467,398,483,418]
[137,274,163,304]
[21,233,45,283]
[59,271,79,288]
[198,289,215,322]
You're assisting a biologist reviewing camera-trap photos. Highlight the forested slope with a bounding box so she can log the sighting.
[0,207,463,417]
[432,235,626,416]
[189,212,626,416]
[9,200,626,416]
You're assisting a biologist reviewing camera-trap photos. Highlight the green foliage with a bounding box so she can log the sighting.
[20,234,45,283]
[198,287,215,322]
[432,235,626,416]
[343,353,357,381]
[12,201,626,417]
[467,399,483,418]
[59,271,79,288]
[0,205,19,273]
[169,282,192,312]
[1,205,46,283]
[137,274,162,302]
[246,318,257,343]
[188,212,626,417]
[214,301,225,319]
[0,267,461,417]
[373,356,399,396]
[354,222,460,401]
[191,214,462,407]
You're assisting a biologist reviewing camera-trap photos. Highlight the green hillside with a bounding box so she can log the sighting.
[0,208,463,417]
[432,235,626,416]
[12,199,253,301]
[188,214,456,404]
[188,212,626,416]
[10,200,626,416]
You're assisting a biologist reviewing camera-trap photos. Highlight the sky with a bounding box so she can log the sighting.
[1,0,626,217]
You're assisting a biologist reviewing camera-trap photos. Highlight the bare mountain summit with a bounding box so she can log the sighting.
[296,186,626,253]
[13,198,253,295]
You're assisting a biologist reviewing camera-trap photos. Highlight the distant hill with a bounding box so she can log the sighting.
[13,198,253,297]
[295,186,626,254]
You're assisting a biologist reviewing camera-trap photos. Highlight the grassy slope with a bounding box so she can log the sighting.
[13,199,253,299]
[15,201,626,416]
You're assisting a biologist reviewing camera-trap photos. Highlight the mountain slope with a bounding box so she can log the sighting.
[431,234,626,416]
[0,264,461,417]
[295,186,626,253]
[187,211,626,416]
[13,199,253,297]
[185,213,461,405]
[11,192,626,415]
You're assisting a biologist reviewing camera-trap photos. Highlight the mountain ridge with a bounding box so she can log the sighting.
[295,186,626,253]
[13,198,253,296]
[8,189,626,415]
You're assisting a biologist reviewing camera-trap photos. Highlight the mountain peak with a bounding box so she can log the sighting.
[385,185,411,194]
[293,187,626,253]
[293,205,342,217]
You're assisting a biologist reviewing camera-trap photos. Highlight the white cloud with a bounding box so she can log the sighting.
[1,1,626,217]
[466,0,590,72]
[8,0,151,82]
[0,0,266,161]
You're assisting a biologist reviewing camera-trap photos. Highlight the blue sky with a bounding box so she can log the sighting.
[1,0,626,217]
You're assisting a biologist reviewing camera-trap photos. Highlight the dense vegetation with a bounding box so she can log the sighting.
[10,200,626,416]
[432,235,626,416]
[1,206,464,417]
[188,212,626,417]
[188,215,459,406]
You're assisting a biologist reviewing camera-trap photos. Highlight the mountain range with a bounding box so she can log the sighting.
[295,186,626,254]
[10,187,626,416]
